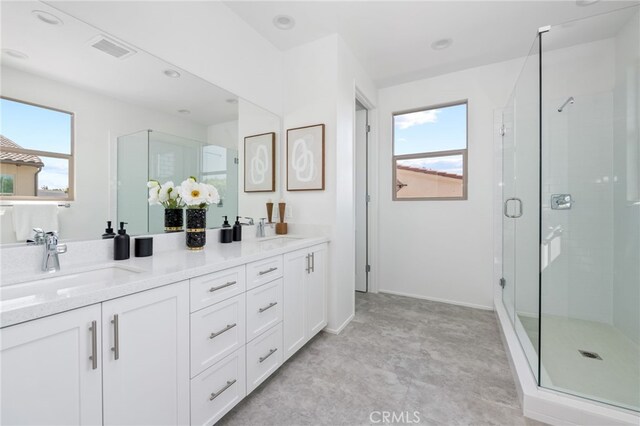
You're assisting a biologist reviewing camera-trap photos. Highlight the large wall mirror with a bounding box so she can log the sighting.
[0,1,281,244]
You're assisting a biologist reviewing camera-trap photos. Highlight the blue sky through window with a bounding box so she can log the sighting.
[394,103,466,176]
[1,98,71,191]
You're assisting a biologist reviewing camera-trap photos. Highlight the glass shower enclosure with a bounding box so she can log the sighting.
[501,6,639,412]
[117,130,238,235]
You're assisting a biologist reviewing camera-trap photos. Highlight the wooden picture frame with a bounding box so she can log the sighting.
[244,132,276,192]
[286,124,325,191]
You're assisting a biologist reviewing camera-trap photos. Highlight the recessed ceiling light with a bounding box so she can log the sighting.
[177,109,191,114]
[431,38,453,50]
[32,10,63,26]
[273,15,295,30]
[2,49,29,60]
[576,0,600,5]
[226,98,238,104]
[163,69,181,78]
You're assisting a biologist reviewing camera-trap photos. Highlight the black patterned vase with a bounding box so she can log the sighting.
[186,208,206,250]
[164,208,184,233]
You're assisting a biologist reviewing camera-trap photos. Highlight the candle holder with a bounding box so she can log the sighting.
[276,202,288,235]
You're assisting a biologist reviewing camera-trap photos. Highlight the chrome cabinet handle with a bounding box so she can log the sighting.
[111,314,119,360]
[209,323,237,339]
[209,281,236,292]
[259,348,277,363]
[258,301,278,313]
[258,267,277,276]
[311,252,315,273]
[305,254,310,274]
[89,320,98,370]
[209,379,236,401]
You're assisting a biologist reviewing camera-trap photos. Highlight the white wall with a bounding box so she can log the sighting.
[377,58,523,309]
[237,99,282,221]
[207,120,238,151]
[0,67,207,243]
[282,34,376,332]
[52,1,284,116]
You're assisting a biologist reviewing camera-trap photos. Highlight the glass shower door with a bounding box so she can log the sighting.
[502,38,541,381]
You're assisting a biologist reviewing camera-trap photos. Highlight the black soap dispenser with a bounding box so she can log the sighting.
[114,222,130,260]
[102,221,116,239]
[232,216,242,241]
[222,216,231,228]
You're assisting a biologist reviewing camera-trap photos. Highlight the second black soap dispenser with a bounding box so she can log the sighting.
[232,216,242,241]
[114,222,130,260]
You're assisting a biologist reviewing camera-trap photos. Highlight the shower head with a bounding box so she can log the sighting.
[558,96,575,112]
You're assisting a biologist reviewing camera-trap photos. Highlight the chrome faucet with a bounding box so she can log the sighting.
[256,218,266,238]
[42,231,67,272]
[27,228,46,246]
[241,217,255,226]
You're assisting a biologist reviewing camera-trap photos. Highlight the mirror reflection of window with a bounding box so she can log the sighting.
[0,97,74,200]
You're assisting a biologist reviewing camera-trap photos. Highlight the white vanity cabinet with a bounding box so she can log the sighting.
[283,243,328,361]
[0,304,103,426]
[102,281,190,426]
[0,281,189,426]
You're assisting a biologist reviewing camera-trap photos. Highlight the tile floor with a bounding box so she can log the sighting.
[220,293,543,425]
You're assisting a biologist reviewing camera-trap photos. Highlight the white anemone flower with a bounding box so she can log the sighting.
[180,178,207,207]
[148,187,160,205]
[158,181,175,203]
[204,183,220,205]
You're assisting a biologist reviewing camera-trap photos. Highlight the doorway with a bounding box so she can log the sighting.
[355,99,369,293]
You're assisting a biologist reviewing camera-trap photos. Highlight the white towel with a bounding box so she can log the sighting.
[12,204,59,241]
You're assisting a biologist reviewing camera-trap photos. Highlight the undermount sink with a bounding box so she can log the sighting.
[0,265,145,309]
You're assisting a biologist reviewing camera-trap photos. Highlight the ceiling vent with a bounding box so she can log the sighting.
[88,35,136,59]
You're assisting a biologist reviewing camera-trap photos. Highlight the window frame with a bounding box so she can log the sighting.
[0,96,75,201]
[392,100,468,201]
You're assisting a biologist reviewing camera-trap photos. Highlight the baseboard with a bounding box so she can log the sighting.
[378,289,493,311]
[323,313,354,335]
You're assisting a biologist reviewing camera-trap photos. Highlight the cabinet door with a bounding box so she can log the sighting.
[1,305,102,426]
[283,248,308,361]
[306,244,328,337]
[102,282,189,426]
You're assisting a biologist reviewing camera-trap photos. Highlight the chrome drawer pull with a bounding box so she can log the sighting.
[311,252,315,273]
[209,281,237,292]
[258,301,278,313]
[89,320,98,370]
[258,267,277,276]
[111,314,119,360]
[259,348,277,363]
[209,323,237,339]
[209,379,236,401]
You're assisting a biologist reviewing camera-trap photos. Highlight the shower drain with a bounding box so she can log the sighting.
[578,350,603,360]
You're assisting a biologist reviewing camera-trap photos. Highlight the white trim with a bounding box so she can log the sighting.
[378,289,493,311]
[323,313,354,335]
[495,297,640,426]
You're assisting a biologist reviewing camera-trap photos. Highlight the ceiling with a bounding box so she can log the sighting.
[0,1,239,126]
[224,0,639,87]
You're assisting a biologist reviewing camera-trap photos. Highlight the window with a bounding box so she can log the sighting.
[0,97,74,200]
[392,101,467,200]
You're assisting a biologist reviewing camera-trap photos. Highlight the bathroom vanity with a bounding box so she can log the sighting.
[0,235,328,425]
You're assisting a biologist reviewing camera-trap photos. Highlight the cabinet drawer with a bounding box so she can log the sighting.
[246,278,283,342]
[190,266,245,312]
[191,295,246,378]
[190,348,246,426]
[246,255,283,290]
[246,323,283,393]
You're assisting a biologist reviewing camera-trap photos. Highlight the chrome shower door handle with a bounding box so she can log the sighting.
[504,198,523,218]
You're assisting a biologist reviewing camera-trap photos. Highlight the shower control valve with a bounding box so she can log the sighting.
[551,194,572,210]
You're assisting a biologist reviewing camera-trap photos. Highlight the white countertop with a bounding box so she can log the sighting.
[0,235,329,328]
